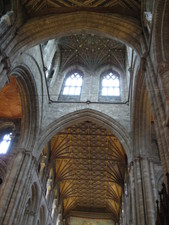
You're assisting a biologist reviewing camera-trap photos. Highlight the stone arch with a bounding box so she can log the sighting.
[97,64,124,77]
[9,12,142,60]
[60,65,86,81]
[0,121,19,184]
[132,65,152,156]
[21,182,39,225]
[39,205,46,225]
[153,1,169,63]
[155,170,164,194]
[151,1,169,131]
[35,109,132,161]
[132,61,161,159]
[11,65,39,151]
[30,183,39,212]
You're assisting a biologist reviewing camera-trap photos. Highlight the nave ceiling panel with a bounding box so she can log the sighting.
[58,33,126,72]
[21,0,141,19]
[44,121,127,222]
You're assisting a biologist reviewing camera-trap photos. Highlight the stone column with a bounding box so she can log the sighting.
[0,150,34,225]
[149,161,157,205]
[57,213,62,225]
[45,178,53,201]
[129,162,137,225]
[39,156,47,180]
[21,212,29,225]
[134,159,145,225]
[141,158,155,225]
[146,57,169,173]
[51,198,58,220]
[26,210,36,225]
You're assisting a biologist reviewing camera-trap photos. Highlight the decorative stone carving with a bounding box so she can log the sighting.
[45,178,53,200]
[51,198,58,219]
[144,11,152,32]
[0,11,15,36]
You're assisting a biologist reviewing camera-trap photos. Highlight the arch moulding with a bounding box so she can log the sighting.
[34,109,132,162]
[8,12,143,60]
[11,65,39,151]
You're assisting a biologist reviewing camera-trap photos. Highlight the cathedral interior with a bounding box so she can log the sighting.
[0,0,169,225]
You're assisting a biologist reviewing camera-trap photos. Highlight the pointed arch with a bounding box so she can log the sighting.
[153,1,169,63]
[34,109,132,161]
[9,12,142,59]
[11,65,39,150]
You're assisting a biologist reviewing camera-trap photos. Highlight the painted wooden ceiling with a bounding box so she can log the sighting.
[0,77,22,119]
[44,121,127,222]
[21,0,141,18]
[58,33,126,72]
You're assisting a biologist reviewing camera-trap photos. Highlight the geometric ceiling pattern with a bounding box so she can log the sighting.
[21,0,140,18]
[45,121,127,222]
[59,33,126,72]
[22,0,140,74]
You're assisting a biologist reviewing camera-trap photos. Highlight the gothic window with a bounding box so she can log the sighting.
[0,132,12,154]
[99,71,121,101]
[59,71,83,101]
[102,72,120,96]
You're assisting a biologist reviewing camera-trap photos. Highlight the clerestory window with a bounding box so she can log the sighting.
[99,71,121,101]
[59,71,83,101]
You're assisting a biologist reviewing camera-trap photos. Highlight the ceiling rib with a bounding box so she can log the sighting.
[46,121,127,222]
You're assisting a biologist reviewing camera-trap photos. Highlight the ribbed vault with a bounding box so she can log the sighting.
[21,0,140,18]
[44,120,127,222]
[59,33,126,72]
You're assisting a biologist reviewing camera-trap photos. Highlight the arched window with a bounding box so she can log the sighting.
[0,132,12,154]
[59,71,83,101]
[63,72,83,95]
[99,71,121,101]
[101,72,120,96]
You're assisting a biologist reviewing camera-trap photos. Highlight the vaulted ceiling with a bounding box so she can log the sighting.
[58,33,126,72]
[21,0,141,19]
[44,121,127,222]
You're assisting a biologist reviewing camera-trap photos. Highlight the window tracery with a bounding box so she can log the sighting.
[63,72,82,95]
[59,71,83,101]
[101,72,120,96]
[99,71,121,101]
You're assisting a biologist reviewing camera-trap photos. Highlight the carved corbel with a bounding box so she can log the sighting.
[140,56,147,74]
